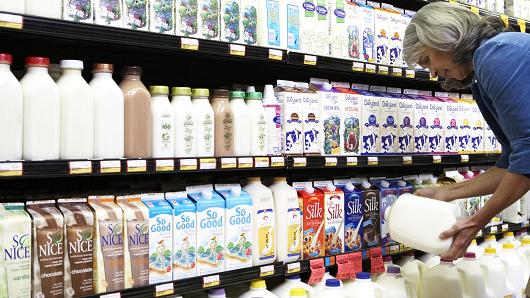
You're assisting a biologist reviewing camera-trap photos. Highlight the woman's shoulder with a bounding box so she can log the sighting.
[474,32,530,69]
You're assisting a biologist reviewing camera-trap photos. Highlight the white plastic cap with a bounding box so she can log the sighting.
[263,84,278,104]
[304,185,315,193]
[362,181,371,189]
[246,86,255,93]
[60,60,83,70]
[397,180,406,187]
[326,184,336,191]
[345,182,355,191]
[322,82,333,91]
[231,187,241,197]
[201,189,213,199]
[381,180,390,188]
[466,170,474,176]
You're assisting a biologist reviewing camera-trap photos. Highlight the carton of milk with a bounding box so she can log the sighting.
[221,0,242,43]
[337,90,362,155]
[357,90,381,154]
[484,121,500,153]
[275,81,303,154]
[311,81,341,155]
[334,179,364,252]
[362,182,380,248]
[300,0,330,56]
[412,96,430,153]
[314,181,344,256]
[374,8,390,65]
[215,184,253,271]
[240,0,258,45]
[470,102,484,153]
[140,193,173,284]
[427,97,444,153]
[439,97,459,153]
[165,192,197,280]
[359,3,375,62]
[330,0,349,59]
[149,0,175,34]
[379,93,399,154]
[123,0,149,31]
[297,83,321,155]
[456,99,473,153]
[293,182,325,259]
[388,11,407,67]
[187,185,225,275]
[94,0,123,27]
[345,1,363,60]
[397,96,414,153]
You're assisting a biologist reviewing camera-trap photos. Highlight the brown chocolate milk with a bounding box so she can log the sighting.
[120,66,152,158]
[88,196,124,294]
[115,195,149,289]
[211,89,234,156]
[26,200,65,298]
[57,198,95,298]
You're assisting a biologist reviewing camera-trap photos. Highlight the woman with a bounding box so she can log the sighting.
[403,2,530,262]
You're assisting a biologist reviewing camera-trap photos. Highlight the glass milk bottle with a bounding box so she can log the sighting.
[0,0,25,14]
[57,60,94,159]
[211,89,234,156]
[120,66,152,158]
[230,91,251,156]
[20,57,61,160]
[262,85,282,155]
[246,92,268,156]
[171,87,196,157]
[192,88,214,157]
[150,86,175,158]
[89,63,124,159]
[25,0,62,19]
[0,53,23,160]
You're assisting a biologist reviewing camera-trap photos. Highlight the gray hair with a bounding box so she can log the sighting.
[403,2,507,90]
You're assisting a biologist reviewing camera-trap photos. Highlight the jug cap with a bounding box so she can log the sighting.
[250,279,266,289]
[171,87,192,96]
[503,231,514,237]
[122,65,142,75]
[325,279,341,287]
[231,187,241,197]
[503,243,515,249]
[485,235,496,241]
[246,92,263,100]
[289,288,307,297]
[387,266,401,274]
[26,56,50,67]
[397,180,407,187]
[464,252,476,259]
[345,182,355,191]
[304,185,315,193]
[326,184,336,191]
[380,180,390,188]
[150,85,169,95]
[92,63,114,73]
[356,272,371,280]
[60,59,83,70]
[484,247,497,254]
[192,88,210,97]
[286,274,301,280]
[212,89,230,98]
[0,53,12,65]
[230,90,246,99]
[246,86,255,93]
[470,239,477,245]
[522,239,530,246]
[208,288,225,296]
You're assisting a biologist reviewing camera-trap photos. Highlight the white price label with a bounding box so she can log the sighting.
[405,69,415,78]
[127,159,147,172]
[293,157,307,167]
[304,55,317,65]
[271,156,285,167]
[352,62,364,71]
[221,158,237,169]
[432,155,442,164]
[477,230,483,237]
[100,293,120,298]
[238,157,253,168]
[199,158,216,170]
[365,64,376,73]
[378,66,389,74]
[69,161,92,175]
[490,226,498,233]
[254,157,270,168]
[368,156,379,165]
[403,156,412,165]
[260,265,275,277]
[0,13,23,29]
[269,49,283,60]
[181,38,199,50]
[180,159,197,171]
[325,157,337,167]
[0,162,22,176]
[347,157,358,166]
[461,155,469,163]
[203,275,220,288]
[155,283,174,297]
[502,224,509,231]
[100,160,121,173]
[392,68,403,76]
[287,262,301,274]
[230,44,246,56]
[156,159,174,172]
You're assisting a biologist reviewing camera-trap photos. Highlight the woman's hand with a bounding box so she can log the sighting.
[439,216,483,261]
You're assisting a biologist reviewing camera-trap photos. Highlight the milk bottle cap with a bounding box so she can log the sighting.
[172,87,192,96]
[470,239,477,246]
[464,252,476,259]
[208,288,226,298]
[230,91,246,99]
[345,182,355,191]
[289,288,307,297]
[387,266,401,274]
[263,85,278,104]
[485,235,496,241]
[503,243,515,249]
[26,56,50,67]
[326,184,336,191]
[397,180,407,187]
[122,65,142,75]
[201,189,213,199]
[484,247,497,254]
[503,231,514,237]
[231,187,241,197]
[149,85,169,95]
[304,185,315,193]
[0,53,12,65]
[362,181,371,189]
[356,272,371,280]
[246,92,263,100]
[212,89,230,98]
[381,180,390,188]
[60,59,84,70]
[246,86,255,93]
[522,239,530,246]
[192,88,210,98]
[325,279,342,286]
[92,63,114,73]
[250,279,267,289]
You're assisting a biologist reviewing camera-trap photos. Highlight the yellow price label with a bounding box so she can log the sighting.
[470,6,480,15]
[518,19,526,32]
[500,14,509,28]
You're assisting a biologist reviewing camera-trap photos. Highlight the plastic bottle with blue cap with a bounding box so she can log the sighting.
[455,252,495,298]
[343,272,383,298]
[314,279,345,298]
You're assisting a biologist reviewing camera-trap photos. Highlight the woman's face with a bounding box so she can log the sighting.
[418,47,473,80]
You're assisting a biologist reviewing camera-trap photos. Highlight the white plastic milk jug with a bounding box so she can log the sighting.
[499,243,524,298]
[289,288,308,298]
[314,279,345,298]
[455,252,495,298]
[400,255,426,298]
[479,235,503,253]
[479,247,514,298]
[420,259,465,298]
[271,274,315,298]
[466,239,484,258]
[312,271,341,293]
[376,266,417,298]
[238,279,279,298]
[518,239,530,282]
[344,272,383,298]
[0,53,23,161]
[246,91,268,156]
[499,231,521,248]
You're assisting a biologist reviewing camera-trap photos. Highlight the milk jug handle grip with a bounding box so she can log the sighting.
[374,283,385,298]
[500,258,516,292]
[457,267,471,298]
[404,277,419,298]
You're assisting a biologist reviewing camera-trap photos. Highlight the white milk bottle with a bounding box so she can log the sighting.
[344,272,384,298]
[58,60,94,159]
[271,274,315,298]
[518,239,530,282]
[230,91,251,156]
[150,86,175,158]
[420,259,464,298]
[400,255,425,298]
[246,91,268,156]
[314,279,345,298]
[243,177,276,265]
[21,57,61,160]
[499,231,522,248]
[466,239,485,258]
[376,266,417,298]
[90,63,124,159]
[396,251,415,267]
[238,279,279,298]
[455,252,495,298]
[480,247,514,297]
[192,89,215,157]
[171,87,196,157]
[480,234,503,253]
[0,0,24,13]
[313,271,342,293]
[262,85,282,155]
[500,243,525,298]
[417,253,440,269]
[289,288,307,298]
[0,53,22,161]
[26,0,62,18]
[269,177,301,262]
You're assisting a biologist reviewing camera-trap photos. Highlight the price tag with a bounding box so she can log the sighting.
[432,155,442,164]
[304,55,317,65]
[181,38,199,50]
[100,293,120,298]
[293,157,307,167]
[403,156,412,165]
[470,6,480,15]
[405,69,415,78]
[490,226,498,234]
[254,157,270,168]
[352,62,364,72]
[335,254,351,280]
[378,66,389,75]
[0,162,22,176]
[156,159,174,172]
[260,265,275,277]
[203,275,220,288]
[325,157,337,167]
[229,44,246,56]
[238,157,253,168]
[155,283,174,297]
[347,157,358,166]
[100,160,121,173]
[500,14,509,28]
[365,64,376,73]
[287,262,301,274]
[502,224,509,232]
[307,259,325,285]
[390,245,401,254]
[461,155,469,163]
[221,157,237,169]
[349,252,363,276]
[392,68,402,76]
[179,159,197,171]
[271,156,285,167]
[0,13,23,29]
[127,159,147,172]
[368,156,378,166]
[518,19,526,32]
[269,49,283,60]
[370,247,385,274]
[200,158,217,170]
[69,161,92,175]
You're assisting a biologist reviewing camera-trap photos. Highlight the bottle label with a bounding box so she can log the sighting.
[203,114,214,153]
[257,208,275,261]
[160,115,173,150]
[223,113,233,151]
[183,114,195,155]
[257,114,267,152]
[287,207,302,257]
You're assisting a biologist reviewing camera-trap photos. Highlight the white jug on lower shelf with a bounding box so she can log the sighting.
[312,271,341,293]
[479,235,503,253]
[499,243,525,298]
[376,266,417,298]
[479,248,514,298]
[498,231,522,248]
[271,274,315,298]
[517,239,530,282]
[400,257,426,298]
[238,279,279,298]
[455,252,495,298]
[344,272,384,298]
[417,253,440,269]
[466,239,485,258]
[420,259,464,298]
[314,279,345,298]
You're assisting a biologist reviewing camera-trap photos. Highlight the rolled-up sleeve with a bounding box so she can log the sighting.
[495,145,510,169]
[474,39,530,175]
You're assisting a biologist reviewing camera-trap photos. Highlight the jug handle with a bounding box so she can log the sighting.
[374,282,385,298]
[500,258,516,295]
[404,277,418,298]
[457,267,471,298]
[417,260,428,277]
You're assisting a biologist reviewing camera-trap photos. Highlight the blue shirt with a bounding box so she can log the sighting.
[472,32,530,176]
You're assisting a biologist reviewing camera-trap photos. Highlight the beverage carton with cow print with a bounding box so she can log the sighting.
[469,101,485,153]
[357,90,381,154]
[410,94,430,153]
[296,82,321,154]
[379,93,398,154]
[397,95,414,153]
[427,97,444,153]
[275,81,303,154]
[388,9,407,67]
[374,7,390,65]
[438,97,459,153]
[336,88,362,155]
[455,99,473,153]
[293,182,325,259]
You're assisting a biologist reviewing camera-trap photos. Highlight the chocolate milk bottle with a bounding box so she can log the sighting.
[26,200,65,298]
[57,199,95,298]
[120,66,152,158]
[211,89,234,156]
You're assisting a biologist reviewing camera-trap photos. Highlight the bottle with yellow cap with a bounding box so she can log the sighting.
[271,274,314,297]
[499,231,522,248]
[237,279,278,298]
[192,88,215,157]
[150,85,175,158]
[517,238,530,282]
[466,239,485,258]
[479,247,514,297]
[289,288,307,298]
[499,243,525,298]
[479,234,503,253]
[171,87,196,157]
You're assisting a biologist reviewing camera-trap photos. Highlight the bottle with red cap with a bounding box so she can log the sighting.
[0,1,25,14]
[57,59,94,159]
[0,53,23,160]
[20,56,61,160]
